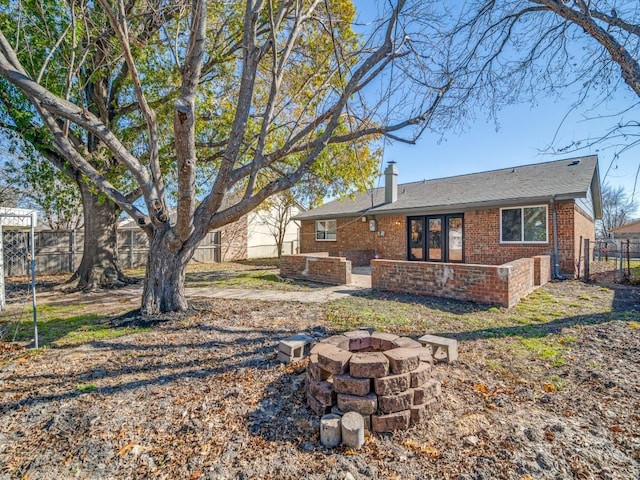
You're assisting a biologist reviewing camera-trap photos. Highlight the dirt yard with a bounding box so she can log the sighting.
[0,266,639,479]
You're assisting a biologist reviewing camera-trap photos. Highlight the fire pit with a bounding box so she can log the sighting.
[305,330,442,433]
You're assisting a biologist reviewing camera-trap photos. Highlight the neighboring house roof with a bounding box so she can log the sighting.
[295,156,602,221]
[610,220,640,235]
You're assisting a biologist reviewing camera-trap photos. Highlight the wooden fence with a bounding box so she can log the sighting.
[1,229,221,276]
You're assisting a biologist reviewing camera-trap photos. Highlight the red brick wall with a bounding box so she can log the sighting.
[574,204,596,277]
[533,255,551,286]
[505,258,536,307]
[373,215,407,260]
[280,253,351,285]
[463,201,591,276]
[218,215,248,261]
[300,218,372,260]
[340,249,376,267]
[554,202,575,275]
[464,207,554,267]
[371,258,536,308]
[300,216,406,266]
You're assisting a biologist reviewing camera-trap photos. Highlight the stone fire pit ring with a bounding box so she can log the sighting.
[305,330,442,433]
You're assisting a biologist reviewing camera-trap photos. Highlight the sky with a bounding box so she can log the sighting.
[356,0,640,218]
[2,0,638,221]
[381,93,640,217]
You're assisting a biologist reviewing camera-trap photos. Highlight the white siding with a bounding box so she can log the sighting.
[247,208,300,258]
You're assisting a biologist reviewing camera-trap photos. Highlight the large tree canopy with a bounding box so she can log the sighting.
[0,0,164,289]
[0,0,453,314]
[2,134,83,230]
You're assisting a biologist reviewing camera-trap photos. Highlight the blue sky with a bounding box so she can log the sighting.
[381,92,640,217]
[356,0,640,217]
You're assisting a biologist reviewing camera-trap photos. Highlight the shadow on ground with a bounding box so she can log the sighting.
[0,319,332,413]
[437,281,638,341]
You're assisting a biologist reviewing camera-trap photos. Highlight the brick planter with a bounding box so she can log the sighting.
[305,330,442,432]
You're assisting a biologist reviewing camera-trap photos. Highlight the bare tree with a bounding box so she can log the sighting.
[0,0,454,314]
[599,184,638,237]
[254,191,299,258]
[450,0,640,160]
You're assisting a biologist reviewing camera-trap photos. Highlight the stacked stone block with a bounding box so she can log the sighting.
[418,334,458,363]
[305,330,443,433]
[277,334,313,363]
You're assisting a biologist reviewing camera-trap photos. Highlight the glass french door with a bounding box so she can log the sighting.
[409,217,424,260]
[408,214,464,262]
[448,216,463,261]
[427,217,442,261]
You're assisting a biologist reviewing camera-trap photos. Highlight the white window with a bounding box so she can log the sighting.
[500,206,548,243]
[315,219,337,241]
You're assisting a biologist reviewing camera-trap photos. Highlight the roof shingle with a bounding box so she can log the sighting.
[296,156,600,220]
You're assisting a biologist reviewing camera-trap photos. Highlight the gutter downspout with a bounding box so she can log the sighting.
[294,219,301,254]
[551,197,565,280]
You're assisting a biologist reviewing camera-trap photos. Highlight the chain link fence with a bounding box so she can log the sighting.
[590,238,640,282]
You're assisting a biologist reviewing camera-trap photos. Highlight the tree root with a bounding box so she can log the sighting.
[57,267,140,293]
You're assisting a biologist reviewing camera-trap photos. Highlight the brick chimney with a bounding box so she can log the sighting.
[384,161,398,204]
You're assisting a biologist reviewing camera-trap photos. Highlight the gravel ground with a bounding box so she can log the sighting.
[0,280,639,479]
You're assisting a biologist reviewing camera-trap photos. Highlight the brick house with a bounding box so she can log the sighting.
[295,156,602,278]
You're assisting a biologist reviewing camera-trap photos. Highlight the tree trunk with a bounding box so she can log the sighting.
[141,228,190,315]
[65,182,130,290]
[276,233,284,258]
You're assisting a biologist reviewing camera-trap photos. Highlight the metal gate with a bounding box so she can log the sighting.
[0,209,39,347]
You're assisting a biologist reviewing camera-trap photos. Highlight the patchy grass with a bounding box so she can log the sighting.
[76,383,97,393]
[325,280,621,337]
[187,270,317,291]
[519,337,568,367]
[6,304,150,348]
[236,257,281,267]
[484,358,505,372]
[133,261,322,291]
[324,280,637,376]
[3,268,636,373]
[626,261,640,284]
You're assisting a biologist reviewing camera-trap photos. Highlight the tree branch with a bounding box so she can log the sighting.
[98,0,164,209]
[201,0,267,218]
[0,29,158,213]
[174,0,208,241]
[532,0,640,96]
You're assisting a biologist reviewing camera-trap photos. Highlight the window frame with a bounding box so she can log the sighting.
[499,205,548,244]
[315,219,337,241]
